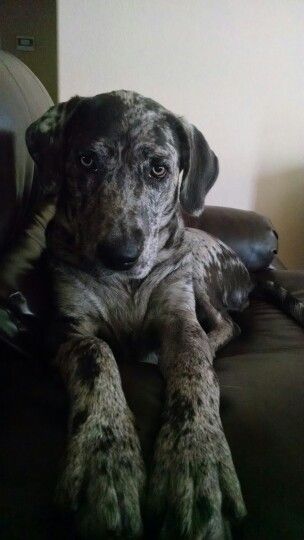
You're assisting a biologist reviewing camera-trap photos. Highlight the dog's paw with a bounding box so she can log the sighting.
[56,413,145,539]
[208,319,241,357]
[147,419,246,539]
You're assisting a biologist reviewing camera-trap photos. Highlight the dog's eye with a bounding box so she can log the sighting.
[150,165,167,179]
[79,152,96,170]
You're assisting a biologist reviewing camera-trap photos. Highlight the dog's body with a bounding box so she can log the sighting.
[50,225,250,364]
[26,91,252,539]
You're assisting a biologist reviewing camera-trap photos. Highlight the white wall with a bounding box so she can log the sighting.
[58,0,304,267]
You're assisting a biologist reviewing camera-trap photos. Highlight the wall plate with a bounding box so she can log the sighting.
[16,36,35,51]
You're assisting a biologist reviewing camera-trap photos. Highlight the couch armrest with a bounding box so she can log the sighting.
[269,256,286,270]
[183,205,278,271]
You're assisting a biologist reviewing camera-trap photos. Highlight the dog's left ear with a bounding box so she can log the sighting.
[178,120,219,216]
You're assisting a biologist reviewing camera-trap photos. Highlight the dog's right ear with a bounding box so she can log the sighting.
[25,96,82,194]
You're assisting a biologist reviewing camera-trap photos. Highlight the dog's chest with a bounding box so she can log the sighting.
[101,278,154,338]
[82,277,158,362]
[58,269,156,337]
[55,252,187,356]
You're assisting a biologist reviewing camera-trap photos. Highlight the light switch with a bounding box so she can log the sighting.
[16,36,35,51]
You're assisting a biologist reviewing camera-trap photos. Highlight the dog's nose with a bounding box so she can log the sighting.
[97,239,142,270]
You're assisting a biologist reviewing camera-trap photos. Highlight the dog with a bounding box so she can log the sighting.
[26,91,252,539]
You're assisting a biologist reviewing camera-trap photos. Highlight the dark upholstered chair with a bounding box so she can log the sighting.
[1,51,303,540]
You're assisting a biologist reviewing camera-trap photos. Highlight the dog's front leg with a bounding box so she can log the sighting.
[55,335,145,538]
[147,295,245,539]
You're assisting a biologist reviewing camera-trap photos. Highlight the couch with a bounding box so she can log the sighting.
[1,51,303,540]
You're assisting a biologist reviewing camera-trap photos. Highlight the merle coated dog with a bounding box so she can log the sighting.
[26,91,252,539]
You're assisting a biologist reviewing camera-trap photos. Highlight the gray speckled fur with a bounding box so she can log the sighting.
[26,91,252,539]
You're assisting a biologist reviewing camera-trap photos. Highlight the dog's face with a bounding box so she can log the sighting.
[26,91,218,277]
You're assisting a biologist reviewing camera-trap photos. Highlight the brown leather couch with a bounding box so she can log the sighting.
[1,51,303,540]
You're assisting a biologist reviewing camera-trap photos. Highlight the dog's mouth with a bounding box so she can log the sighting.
[102,258,138,271]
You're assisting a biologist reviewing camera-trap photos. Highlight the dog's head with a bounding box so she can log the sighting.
[26,91,218,277]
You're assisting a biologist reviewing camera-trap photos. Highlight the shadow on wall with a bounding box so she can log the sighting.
[255,169,304,269]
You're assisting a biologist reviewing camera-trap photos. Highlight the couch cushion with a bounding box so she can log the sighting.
[217,294,304,358]
[1,291,303,539]
[217,348,304,540]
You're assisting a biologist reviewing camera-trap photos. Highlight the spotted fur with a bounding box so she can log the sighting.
[26,91,251,539]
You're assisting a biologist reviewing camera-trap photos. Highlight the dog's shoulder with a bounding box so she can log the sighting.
[184,226,252,311]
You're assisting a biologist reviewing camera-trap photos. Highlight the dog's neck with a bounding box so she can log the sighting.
[158,210,184,251]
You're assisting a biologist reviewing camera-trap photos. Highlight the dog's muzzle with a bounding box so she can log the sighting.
[97,237,143,271]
